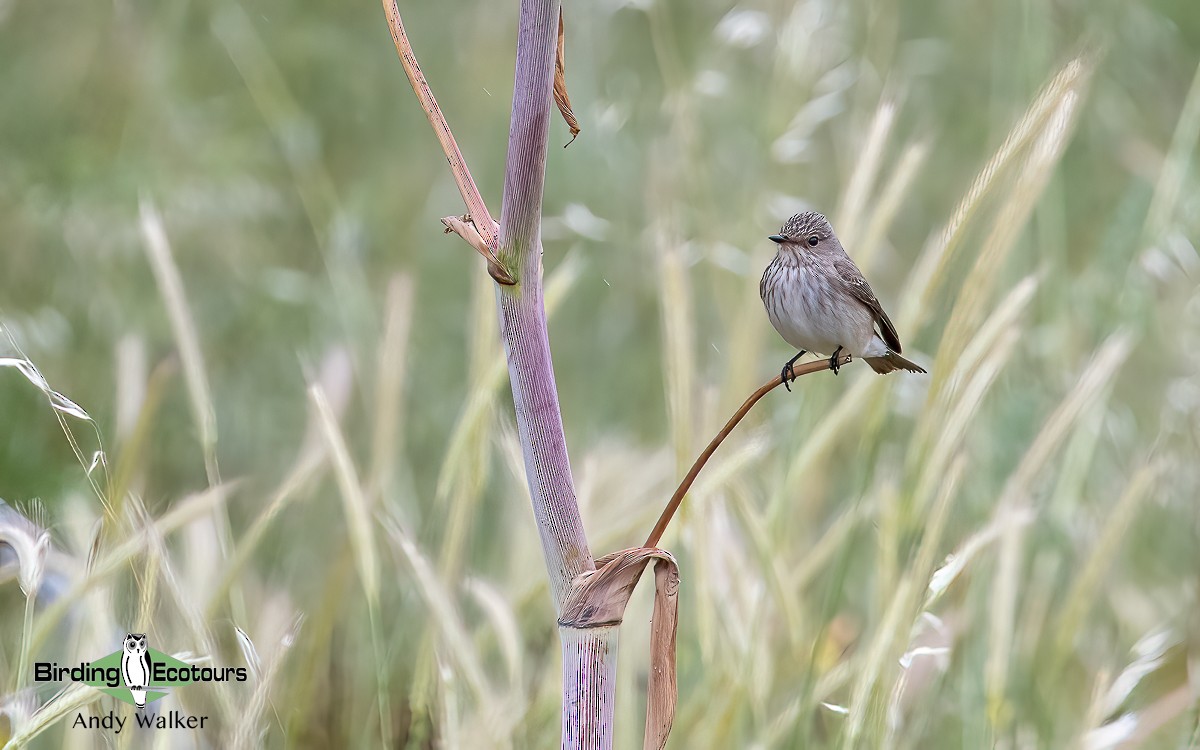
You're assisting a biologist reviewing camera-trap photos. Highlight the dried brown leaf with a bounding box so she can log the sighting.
[554,9,580,147]
[559,547,679,750]
[644,558,679,750]
[440,215,515,285]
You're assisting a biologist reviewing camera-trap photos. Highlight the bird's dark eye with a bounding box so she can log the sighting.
[807,235,819,247]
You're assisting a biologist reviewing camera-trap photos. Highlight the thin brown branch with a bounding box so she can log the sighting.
[381,0,515,285]
[643,353,853,548]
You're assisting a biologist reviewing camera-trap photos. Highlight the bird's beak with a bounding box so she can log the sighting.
[768,234,786,244]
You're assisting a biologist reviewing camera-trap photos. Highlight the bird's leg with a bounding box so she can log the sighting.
[780,350,806,391]
[829,346,843,375]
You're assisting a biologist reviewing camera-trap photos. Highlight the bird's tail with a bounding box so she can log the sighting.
[131,689,146,710]
[865,352,927,374]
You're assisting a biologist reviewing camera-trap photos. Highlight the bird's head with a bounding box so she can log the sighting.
[769,211,837,254]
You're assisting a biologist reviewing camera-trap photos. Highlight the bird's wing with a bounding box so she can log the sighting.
[833,256,903,353]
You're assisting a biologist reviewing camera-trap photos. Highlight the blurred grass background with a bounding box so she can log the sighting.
[1,0,1199,747]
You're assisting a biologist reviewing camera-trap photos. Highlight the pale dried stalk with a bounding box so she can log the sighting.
[139,199,221,487]
[380,0,514,284]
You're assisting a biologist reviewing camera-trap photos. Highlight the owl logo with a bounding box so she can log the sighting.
[120,634,153,710]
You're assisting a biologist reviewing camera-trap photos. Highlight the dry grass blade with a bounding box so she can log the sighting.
[230,615,304,750]
[1143,59,1200,241]
[1054,461,1162,654]
[0,333,111,515]
[107,357,176,523]
[4,683,103,748]
[909,275,1038,510]
[777,368,874,514]
[138,198,245,623]
[998,333,1131,505]
[127,496,241,723]
[1079,629,1184,749]
[854,139,929,274]
[913,326,1020,514]
[840,575,915,747]
[380,511,492,704]
[212,4,338,233]
[234,626,263,682]
[208,453,325,615]
[138,198,221,488]
[901,54,1094,329]
[309,384,379,609]
[986,333,1133,727]
[209,348,351,612]
[464,578,523,689]
[790,503,873,597]
[841,454,964,747]
[29,483,235,655]
[836,98,896,249]
[1103,630,1175,717]
[926,506,1033,607]
[554,8,581,146]
[725,472,808,649]
[301,386,391,748]
[0,503,49,698]
[368,274,416,499]
[435,271,501,587]
[130,501,161,636]
[924,91,1085,447]
[0,504,49,600]
[655,211,696,481]
[1085,685,1193,749]
[885,457,969,742]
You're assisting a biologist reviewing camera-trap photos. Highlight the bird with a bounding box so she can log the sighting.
[759,211,926,388]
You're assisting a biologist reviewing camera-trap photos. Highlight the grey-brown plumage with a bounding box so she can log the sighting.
[760,211,926,381]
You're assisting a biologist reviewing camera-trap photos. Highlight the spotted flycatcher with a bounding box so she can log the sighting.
[760,211,926,387]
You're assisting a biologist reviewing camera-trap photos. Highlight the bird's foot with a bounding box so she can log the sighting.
[829,347,844,375]
[780,350,806,391]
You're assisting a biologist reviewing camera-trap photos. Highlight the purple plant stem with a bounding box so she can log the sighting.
[497,0,594,608]
[497,2,615,748]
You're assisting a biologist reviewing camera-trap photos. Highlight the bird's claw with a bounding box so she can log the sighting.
[780,350,806,392]
[829,347,844,375]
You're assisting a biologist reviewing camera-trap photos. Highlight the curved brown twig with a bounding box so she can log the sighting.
[381,0,515,285]
[643,353,853,548]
